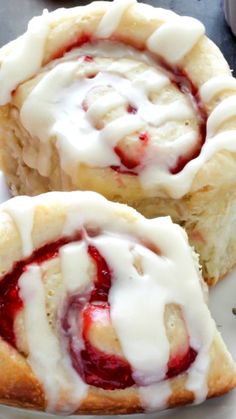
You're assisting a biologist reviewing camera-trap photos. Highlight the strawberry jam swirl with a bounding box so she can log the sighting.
[47,27,206,175]
[19,37,208,193]
[61,243,197,389]
[50,38,207,176]
[0,234,81,347]
[0,231,196,390]
[0,191,216,409]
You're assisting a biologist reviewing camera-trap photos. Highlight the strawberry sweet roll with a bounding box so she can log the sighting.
[0,191,234,414]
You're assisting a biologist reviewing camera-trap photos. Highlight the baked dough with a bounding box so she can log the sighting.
[0,190,235,414]
[0,1,236,285]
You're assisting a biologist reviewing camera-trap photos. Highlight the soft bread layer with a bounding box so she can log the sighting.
[134,182,236,285]
[0,341,235,416]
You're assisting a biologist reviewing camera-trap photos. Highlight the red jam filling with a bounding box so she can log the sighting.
[167,346,197,379]
[167,65,207,174]
[113,131,150,173]
[114,145,140,170]
[0,234,197,389]
[127,104,137,114]
[68,302,135,390]
[61,243,198,389]
[61,245,136,389]
[50,33,92,61]
[139,131,149,144]
[110,165,138,176]
[84,55,94,63]
[0,233,81,347]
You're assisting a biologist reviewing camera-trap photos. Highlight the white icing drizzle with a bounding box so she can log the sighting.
[20,43,196,183]
[87,91,126,121]
[200,75,236,103]
[91,230,213,405]
[0,10,49,105]
[60,241,91,293]
[186,351,210,404]
[19,263,88,414]
[207,95,236,137]
[147,17,205,64]
[3,196,34,257]
[96,0,136,38]
[140,129,236,198]
[139,381,172,411]
[97,237,171,383]
[4,190,217,411]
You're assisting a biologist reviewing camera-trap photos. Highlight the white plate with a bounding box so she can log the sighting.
[0,174,235,419]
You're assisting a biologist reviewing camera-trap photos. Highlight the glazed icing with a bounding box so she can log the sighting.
[96,0,136,38]
[60,241,92,293]
[0,9,49,105]
[207,95,236,137]
[19,263,88,414]
[4,195,34,257]
[200,75,236,103]
[139,381,172,411]
[2,191,216,411]
[147,16,204,64]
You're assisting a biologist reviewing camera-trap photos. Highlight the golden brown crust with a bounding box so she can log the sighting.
[0,340,45,410]
[0,333,235,415]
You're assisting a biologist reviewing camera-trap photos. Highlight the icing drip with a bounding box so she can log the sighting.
[0,191,216,411]
[200,75,236,103]
[186,351,210,404]
[20,265,63,412]
[147,17,205,64]
[139,381,172,411]
[96,0,136,38]
[93,232,213,403]
[19,264,87,414]
[0,10,49,105]
[207,95,236,137]
[3,196,34,257]
[60,242,91,293]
